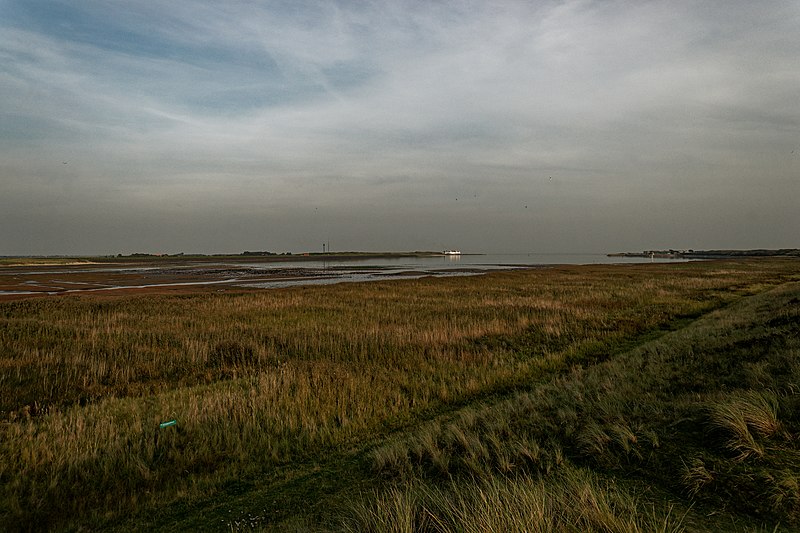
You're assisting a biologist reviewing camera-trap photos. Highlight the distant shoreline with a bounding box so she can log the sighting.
[608,248,800,259]
[0,251,463,267]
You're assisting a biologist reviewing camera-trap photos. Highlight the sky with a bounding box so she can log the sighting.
[1,0,798,255]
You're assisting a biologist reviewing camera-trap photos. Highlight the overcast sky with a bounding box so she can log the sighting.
[1,1,798,255]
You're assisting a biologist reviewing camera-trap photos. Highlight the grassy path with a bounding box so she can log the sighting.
[347,280,800,531]
[111,325,695,531]
[125,278,800,531]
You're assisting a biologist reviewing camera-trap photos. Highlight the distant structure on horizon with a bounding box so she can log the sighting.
[607,248,800,259]
[443,250,461,256]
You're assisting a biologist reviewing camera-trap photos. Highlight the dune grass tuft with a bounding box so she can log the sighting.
[342,467,687,533]
[708,389,780,461]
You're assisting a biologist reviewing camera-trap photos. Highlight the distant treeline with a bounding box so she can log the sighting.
[117,251,292,258]
[240,251,287,256]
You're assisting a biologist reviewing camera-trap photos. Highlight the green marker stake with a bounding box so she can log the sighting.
[159,419,177,428]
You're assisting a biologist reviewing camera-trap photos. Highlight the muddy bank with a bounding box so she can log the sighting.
[0,262,506,301]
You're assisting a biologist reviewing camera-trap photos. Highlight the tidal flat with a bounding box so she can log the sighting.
[0,254,492,299]
[0,252,676,300]
[1,258,799,531]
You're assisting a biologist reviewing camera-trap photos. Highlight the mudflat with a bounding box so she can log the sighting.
[0,253,466,300]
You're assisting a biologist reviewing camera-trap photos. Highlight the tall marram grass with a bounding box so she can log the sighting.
[1,259,798,529]
[343,467,686,533]
[708,389,780,461]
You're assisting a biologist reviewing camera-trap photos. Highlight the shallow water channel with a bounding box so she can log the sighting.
[0,253,686,297]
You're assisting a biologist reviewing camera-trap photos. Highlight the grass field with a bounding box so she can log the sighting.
[1,259,799,531]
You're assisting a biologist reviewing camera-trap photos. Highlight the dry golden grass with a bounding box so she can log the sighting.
[1,259,798,530]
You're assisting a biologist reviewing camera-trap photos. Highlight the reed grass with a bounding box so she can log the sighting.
[1,259,798,530]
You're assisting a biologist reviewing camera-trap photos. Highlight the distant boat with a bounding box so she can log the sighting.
[443,250,461,256]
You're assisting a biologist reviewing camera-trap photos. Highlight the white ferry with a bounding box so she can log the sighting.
[443,250,461,256]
